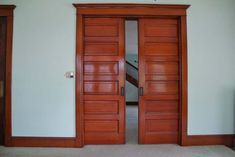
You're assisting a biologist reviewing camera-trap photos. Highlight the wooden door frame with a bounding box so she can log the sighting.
[0,5,15,146]
[74,3,190,146]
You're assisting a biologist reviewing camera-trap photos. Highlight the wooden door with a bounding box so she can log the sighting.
[138,18,180,144]
[0,17,7,145]
[82,18,125,144]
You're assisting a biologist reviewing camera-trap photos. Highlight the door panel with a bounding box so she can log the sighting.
[83,18,125,144]
[84,43,118,56]
[84,62,119,75]
[84,81,118,95]
[145,26,178,37]
[145,62,179,74]
[144,43,178,55]
[145,81,179,94]
[84,101,119,114]
[146,120,178,132]
[145,101,178,113]
[85,26,118,37]
[85,120,118,132]
[139,18,180,144]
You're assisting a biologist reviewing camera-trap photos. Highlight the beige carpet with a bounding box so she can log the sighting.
[1,144,235,157]
[0,106,234,157]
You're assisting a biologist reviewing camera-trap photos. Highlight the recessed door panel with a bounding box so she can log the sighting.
[83,18,125,144]
[84,101,119,114]
[85,120,119,132]
[84,43,118,56]
[85,26,118,37]
[144,43,178,55]
[146,120,178,132]
[139,18,180,144]
[145,25,178,37]
[145,62,179,75]
[84,62,119,75]
[145,101,178,114]
[84,81,119,95]
[145,81,179,95]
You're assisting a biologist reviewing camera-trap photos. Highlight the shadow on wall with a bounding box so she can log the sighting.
[234,90,235,133]
[234,90,235,149]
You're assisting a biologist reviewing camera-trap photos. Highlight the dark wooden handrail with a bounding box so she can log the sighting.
[126,61,138,70]
[126,73,138,87]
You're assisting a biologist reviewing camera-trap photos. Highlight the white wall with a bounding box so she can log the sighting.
[126,21,138,55]
[1,0,235,137]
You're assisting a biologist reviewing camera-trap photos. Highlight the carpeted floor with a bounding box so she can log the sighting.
[1,144,235,157]
[0,106,234,157]
[126,105,138,144]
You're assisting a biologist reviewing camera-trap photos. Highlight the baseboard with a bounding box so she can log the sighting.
[126,102,138,105]
[4,135,234,147]
[182,135,235,147]
[6,137,80,147]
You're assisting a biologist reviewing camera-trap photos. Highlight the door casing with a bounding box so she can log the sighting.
[0,16,7,146]
[0,5,15,146]
[74,4,190,147]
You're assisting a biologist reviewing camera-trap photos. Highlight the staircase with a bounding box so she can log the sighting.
[126,61,138,87]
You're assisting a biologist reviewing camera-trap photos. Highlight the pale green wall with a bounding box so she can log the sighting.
[1,0,235,137]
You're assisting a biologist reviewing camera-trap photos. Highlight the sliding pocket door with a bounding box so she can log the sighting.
[138,18,180,144]
[83,18,125,144]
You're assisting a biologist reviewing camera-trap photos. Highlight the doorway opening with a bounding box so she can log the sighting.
[0,16,7,145]
[73,4,189,147]
[125,20,139,144]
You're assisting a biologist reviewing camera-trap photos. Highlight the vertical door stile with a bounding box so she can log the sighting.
[138,19,146,143]
[75,14,84,147]
[118,19,126,143]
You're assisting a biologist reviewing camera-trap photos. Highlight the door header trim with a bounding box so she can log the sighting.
[73,3,190,16]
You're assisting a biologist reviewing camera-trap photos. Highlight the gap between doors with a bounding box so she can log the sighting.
[125,20,139,144]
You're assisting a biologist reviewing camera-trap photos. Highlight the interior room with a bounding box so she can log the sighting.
[0,0,235,157]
